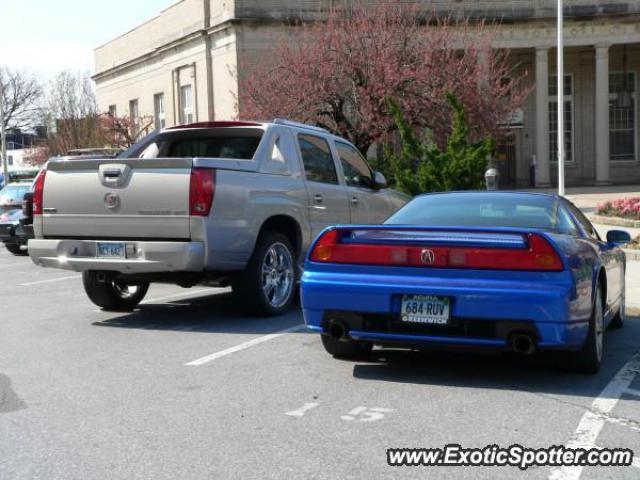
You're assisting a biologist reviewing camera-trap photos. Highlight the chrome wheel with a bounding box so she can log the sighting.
[113,280,143,300]
[261,242,294,308]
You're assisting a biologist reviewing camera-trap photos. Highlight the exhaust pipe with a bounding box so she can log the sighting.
[509,333,536,355]
[328,320,349,340]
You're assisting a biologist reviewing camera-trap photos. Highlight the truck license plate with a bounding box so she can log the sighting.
[400,294,450,325]
[96,242,126,259]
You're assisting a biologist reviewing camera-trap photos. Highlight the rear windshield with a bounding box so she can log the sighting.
[385,193,559,231]
[0,184,30,205]
[133,128,264,160]
[167,137,261,159]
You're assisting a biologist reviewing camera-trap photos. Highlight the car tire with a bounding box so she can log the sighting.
[321,335,373,359]
[82,271,149,311]
[568,284,604,374]
[608,285,625,330]
[5,243,27,256]
[232,231,297,317]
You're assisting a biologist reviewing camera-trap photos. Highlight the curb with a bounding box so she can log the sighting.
[628,306,640,317]
[588,214,640,228]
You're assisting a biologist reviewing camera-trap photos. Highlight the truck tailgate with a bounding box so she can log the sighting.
[42,158,192,239]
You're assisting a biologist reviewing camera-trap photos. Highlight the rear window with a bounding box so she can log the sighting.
[132,128,264,160]
[385,193,559,231]
[167,137,261,159]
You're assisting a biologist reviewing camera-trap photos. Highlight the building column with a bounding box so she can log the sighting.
[535,47,551,187]
[595,44,611,185]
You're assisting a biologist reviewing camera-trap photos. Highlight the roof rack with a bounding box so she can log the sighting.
[273,118,328,134]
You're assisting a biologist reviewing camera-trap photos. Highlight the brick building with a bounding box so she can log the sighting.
[94,1,640,187]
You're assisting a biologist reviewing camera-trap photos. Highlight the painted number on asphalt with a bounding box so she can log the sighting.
[285,404,393,422]
[285,403,320,417]
[341,406,394,422]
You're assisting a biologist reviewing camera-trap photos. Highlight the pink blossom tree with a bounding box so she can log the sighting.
[238,2,530,154]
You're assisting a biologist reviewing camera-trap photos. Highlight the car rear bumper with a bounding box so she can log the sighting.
[301,269,588,350]
[28,239,205,273]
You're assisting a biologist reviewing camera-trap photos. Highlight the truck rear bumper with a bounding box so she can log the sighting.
[28,239,205,273]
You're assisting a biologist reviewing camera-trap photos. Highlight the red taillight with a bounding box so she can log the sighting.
[189,168,216,217]
[310,230,564,272]
[32,170,47,215]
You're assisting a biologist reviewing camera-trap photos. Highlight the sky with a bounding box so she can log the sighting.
[0,0,174,79]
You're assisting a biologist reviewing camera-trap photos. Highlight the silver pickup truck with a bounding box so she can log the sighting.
[29,120,408,315]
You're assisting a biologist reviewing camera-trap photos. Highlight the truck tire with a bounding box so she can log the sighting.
[233,231,296,316]
[568,284,604,374]
[5,243,27,256]
[83,271,149,311]
[321,335,373,359]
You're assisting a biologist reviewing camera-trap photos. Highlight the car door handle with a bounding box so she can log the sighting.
[314,194,323,204]
[351,196,359,205]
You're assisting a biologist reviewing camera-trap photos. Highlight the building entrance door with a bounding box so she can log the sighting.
[495,137,516,188]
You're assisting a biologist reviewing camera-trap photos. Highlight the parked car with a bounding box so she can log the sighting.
[301,191,629,374]
[0,184,35,255]
[0,182,32,212]
[0,169,40,189]
[28,120,409,314]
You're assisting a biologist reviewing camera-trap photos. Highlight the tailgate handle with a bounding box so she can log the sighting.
[99,164,131,187]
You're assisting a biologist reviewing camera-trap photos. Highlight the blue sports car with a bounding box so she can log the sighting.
[301,192,630,373]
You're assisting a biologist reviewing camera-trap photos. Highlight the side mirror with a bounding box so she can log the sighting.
[373,171,387,189]
[606,230,631,246]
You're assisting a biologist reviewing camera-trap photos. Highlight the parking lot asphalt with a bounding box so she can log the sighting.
[1,247,640,479]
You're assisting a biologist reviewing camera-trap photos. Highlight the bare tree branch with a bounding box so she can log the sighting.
[0,66,43,131]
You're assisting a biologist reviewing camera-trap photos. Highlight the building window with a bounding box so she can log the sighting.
[154,93,165,130]
[129,99,139,135]
[548,75,574,163]
[129,99,139,119]
[180,85,193,124]
[108,105,117,117]
[8,155,13,166]
[609,72,636,161]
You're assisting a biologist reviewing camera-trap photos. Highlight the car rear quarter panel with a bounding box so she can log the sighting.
[199,168,310,270]
[549,233,601,321]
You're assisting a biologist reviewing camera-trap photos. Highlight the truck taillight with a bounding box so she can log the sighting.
[32,170,47,216]
[189,168,216,217]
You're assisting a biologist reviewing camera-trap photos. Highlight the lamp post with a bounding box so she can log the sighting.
[557,0,565,196]
[0,73,7,184]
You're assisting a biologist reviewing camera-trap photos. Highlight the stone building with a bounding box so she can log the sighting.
[94,1,640,187]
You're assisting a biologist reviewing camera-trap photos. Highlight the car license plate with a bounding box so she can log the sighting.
[96,242,126,259]
[400,294,450,325]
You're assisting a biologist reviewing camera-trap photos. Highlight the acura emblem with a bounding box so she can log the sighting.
[104,192,120,209]
[420,249,435,264]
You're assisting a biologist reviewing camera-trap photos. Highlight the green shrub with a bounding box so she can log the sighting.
[385,94,495,196]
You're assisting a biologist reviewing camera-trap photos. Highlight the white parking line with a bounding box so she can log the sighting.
[19,275,80,287]
[185,324,306,366]
[549,352,640,480]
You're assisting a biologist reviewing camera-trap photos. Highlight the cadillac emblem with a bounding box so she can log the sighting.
[104,192,120,209]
